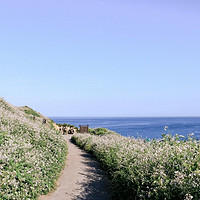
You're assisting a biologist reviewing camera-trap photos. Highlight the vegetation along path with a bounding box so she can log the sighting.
[39,135,112,200]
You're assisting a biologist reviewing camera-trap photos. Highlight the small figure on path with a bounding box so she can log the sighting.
[68,126,74,134]
[63,127,67,135]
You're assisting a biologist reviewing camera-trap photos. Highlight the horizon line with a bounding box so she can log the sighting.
[48,116,200,118]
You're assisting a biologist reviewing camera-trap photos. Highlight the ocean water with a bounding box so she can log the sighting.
[51,117,200,139]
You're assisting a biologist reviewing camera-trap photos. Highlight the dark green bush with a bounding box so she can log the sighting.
[24,107,40,117]
[89,127,112,135]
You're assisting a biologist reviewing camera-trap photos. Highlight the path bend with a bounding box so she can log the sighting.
[39,135,112,200]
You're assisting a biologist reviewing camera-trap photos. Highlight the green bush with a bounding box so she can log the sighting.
[23,106,40,117]
[89,127,112,135]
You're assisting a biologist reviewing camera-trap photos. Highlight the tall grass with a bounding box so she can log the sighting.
[72,133,199,200]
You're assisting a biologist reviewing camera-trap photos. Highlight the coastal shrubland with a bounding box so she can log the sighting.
[72,133,199,200]
[0,98,67,199]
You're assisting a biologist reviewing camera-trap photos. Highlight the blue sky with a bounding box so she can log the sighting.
[0,0,200,117]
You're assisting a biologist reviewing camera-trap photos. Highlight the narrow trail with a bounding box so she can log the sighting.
[39,135,112,200]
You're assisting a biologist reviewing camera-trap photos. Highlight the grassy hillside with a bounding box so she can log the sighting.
[0,98,67,199]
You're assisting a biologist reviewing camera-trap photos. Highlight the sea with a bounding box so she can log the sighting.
[50,117,200,140]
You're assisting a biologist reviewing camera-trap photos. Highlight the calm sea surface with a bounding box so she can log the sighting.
[50,117,200,139]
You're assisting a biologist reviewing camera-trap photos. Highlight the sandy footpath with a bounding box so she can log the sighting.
[38,135,112,200]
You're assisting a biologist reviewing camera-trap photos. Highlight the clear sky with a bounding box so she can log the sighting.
[0,0,200,117]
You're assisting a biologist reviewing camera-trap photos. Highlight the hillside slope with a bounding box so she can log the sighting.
[0,98,67,200]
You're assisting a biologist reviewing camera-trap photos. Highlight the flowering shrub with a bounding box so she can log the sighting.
[72,133,200,200]
[0,99,67,199]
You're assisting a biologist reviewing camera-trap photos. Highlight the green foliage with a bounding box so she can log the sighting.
[89,127,113,135]
[72,133,200,200]
[23,106,40,117]
[0,99,68,199]
[56,123,78,130]
[0,98,13,112]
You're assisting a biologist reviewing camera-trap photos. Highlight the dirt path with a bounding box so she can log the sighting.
[39,135,112,200]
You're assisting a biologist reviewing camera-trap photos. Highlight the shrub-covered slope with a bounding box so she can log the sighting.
[0,98,67,199]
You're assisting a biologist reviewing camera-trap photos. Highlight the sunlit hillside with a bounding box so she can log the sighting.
[0,98,67,200]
